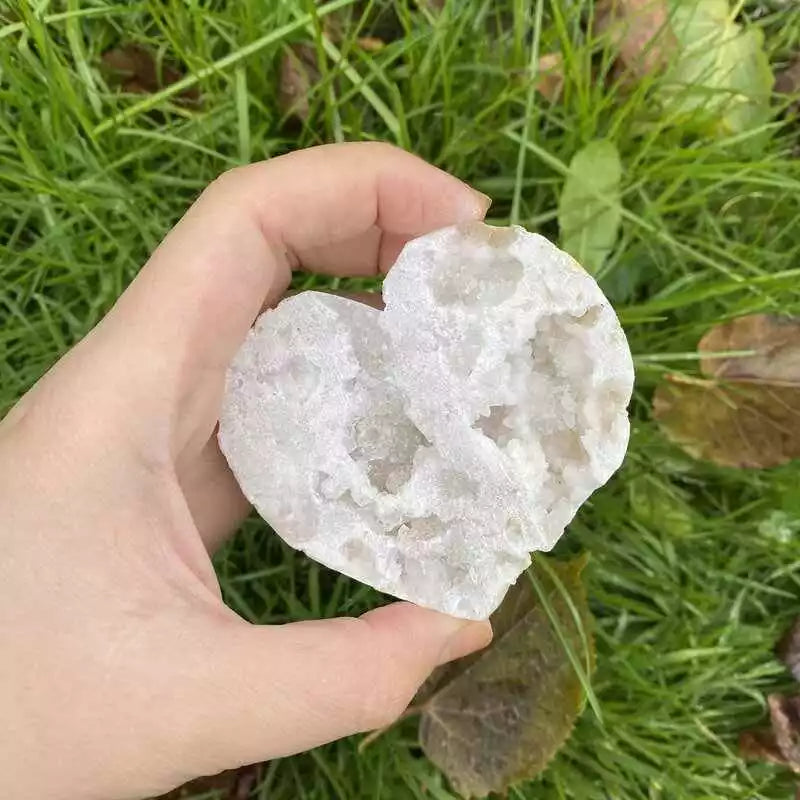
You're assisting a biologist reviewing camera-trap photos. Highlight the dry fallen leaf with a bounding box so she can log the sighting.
[777,617,800,682]
[417,556,594,798]
[776,56,800,96]
[536,52,565,101]
[653,379,800,469]
[343,291,385,310]
[699,314,800,382]
[152,764,261,800]
[278,43,320,122]
[595,0,675,77]
[101,45,200,105]
[740,726,788,769]
[357,36,386,52]
[653,315,800,469]
[740,694,800,775]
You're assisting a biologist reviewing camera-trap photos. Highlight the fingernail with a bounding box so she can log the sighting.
[458,186,493,221]
[437,620,493,665]
[472,190,493,217]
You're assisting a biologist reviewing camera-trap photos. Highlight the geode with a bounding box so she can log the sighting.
[218,223,634,619]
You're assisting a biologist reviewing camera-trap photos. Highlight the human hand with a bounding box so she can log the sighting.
[0,143,493,800]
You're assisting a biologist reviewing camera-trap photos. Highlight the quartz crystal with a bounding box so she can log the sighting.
[219,222,634,619]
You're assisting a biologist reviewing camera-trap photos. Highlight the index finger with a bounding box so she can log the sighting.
[101,142,489,389]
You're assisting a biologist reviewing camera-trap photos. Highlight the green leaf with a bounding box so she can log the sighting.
[418,556,595,798]
[720,28,773,135]
[558,140,622,275]
[629,476,694,536]
[664,0,774,135]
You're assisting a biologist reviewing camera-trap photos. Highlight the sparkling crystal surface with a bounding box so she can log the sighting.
[219,223,634,619]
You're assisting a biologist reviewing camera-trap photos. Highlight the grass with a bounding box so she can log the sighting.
[3,0,800,797]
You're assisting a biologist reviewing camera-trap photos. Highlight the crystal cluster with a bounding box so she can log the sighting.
[219,223,634,619]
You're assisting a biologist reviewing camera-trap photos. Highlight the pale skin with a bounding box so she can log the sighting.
[0,143,494,800]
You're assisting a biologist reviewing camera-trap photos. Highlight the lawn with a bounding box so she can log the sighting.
[2,1,800,798]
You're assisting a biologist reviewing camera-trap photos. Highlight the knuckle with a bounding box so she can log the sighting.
[361,140,402,159]
[203,164,250,197]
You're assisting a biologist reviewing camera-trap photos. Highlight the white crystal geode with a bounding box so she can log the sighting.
[219,223,634,619]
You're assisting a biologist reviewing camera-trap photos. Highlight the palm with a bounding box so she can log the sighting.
[0,143,491,800]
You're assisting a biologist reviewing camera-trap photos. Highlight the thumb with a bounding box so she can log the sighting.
[193,603,491,773]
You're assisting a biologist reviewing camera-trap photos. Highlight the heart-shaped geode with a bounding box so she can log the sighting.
[219,223,634,619]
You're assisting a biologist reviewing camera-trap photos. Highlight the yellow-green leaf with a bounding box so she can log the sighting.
[558,140,622,274]
[664,0,773,135]
[418,556,594,798]
[629,476,693,536]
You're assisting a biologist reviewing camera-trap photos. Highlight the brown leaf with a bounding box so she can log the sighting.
[357,36,386,53]
[418,556,594,798]
[776,56,800,96]
[653,314,800,468]
[152,764,262,799]
[740,694,800,774]
[323,3,405,44]
[322,9,346,42]
[777,617,800,681]
[699,314,800,384]
[536,53,564,102]
[653,378,800,469]
[773,694,800,768]
[101,45,200,105]
[595,0,676,78]
[285,290,384,310]
[344,291,385,310]
[739,728,787,767]
[278,43,320,122]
